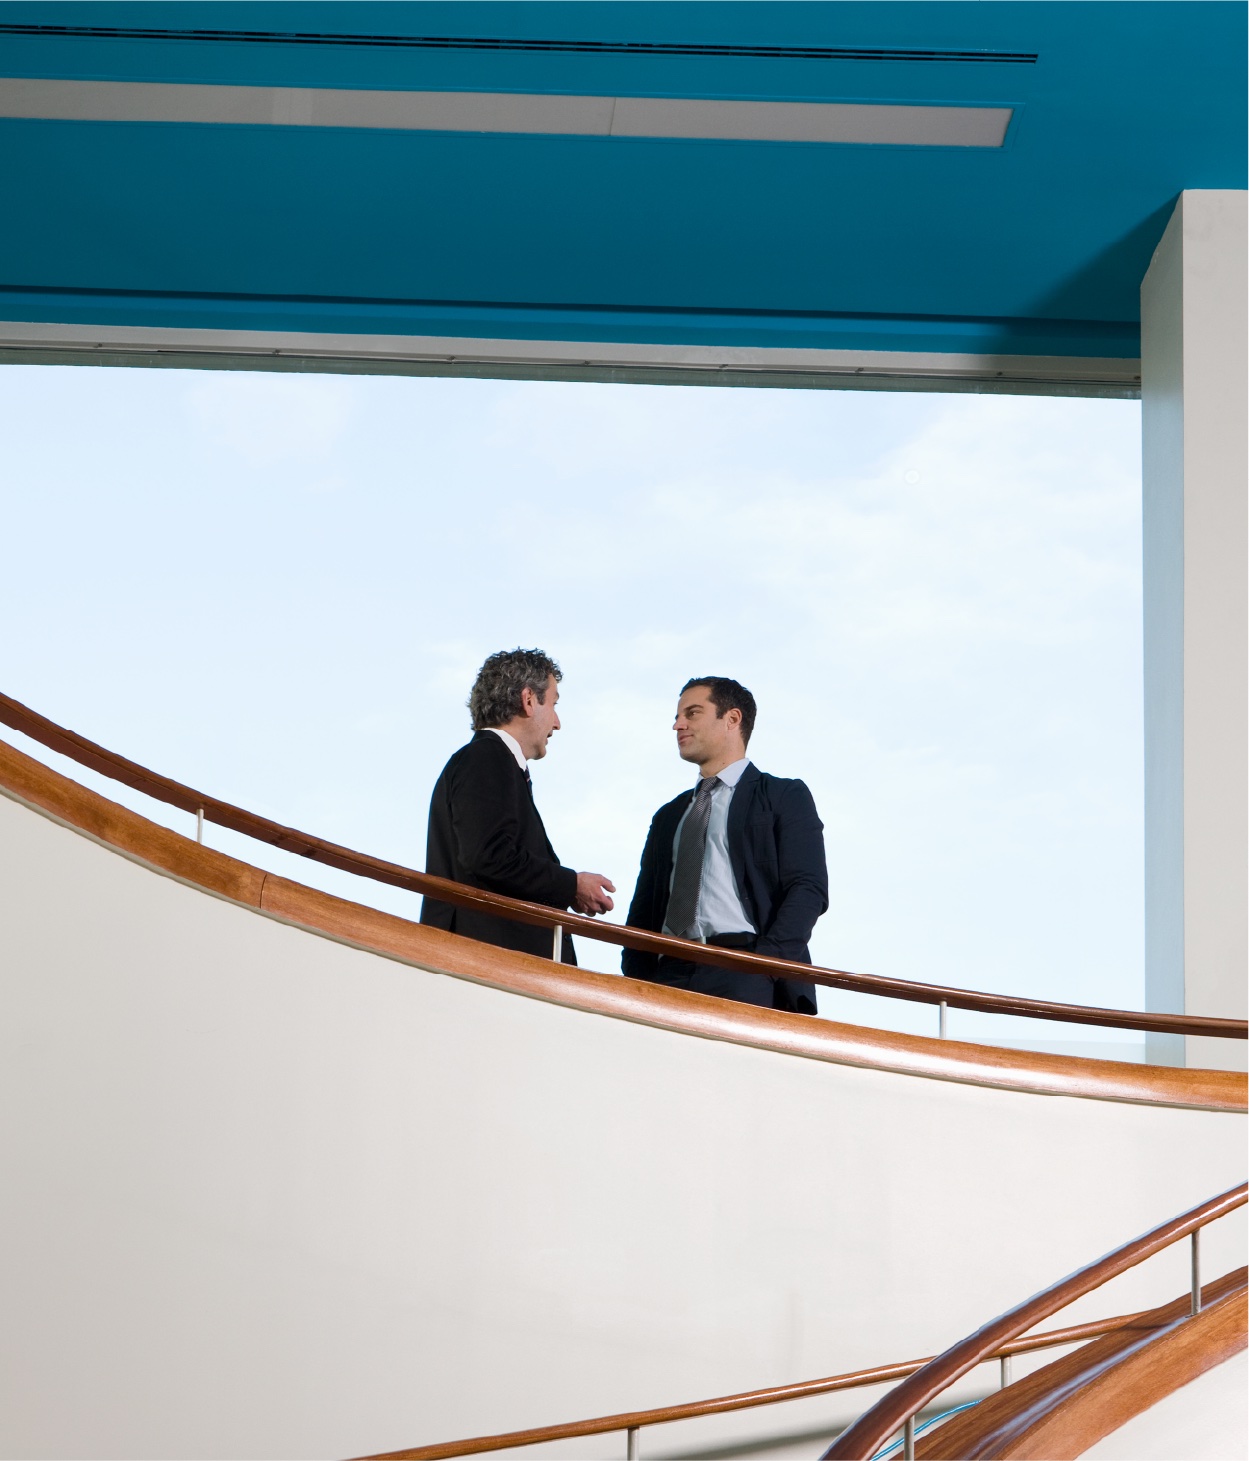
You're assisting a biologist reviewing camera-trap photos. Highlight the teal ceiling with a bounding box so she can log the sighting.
[0,1,1244,358]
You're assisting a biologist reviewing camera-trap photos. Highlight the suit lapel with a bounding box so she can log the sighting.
[726,765,760,919]
[726,764,759,861]
[530,797,557,859]
[514,756,558,858]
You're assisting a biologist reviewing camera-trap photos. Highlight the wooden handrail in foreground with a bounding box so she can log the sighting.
[2,691,1243,1042]
[353,1308,1168,1461]
[822,1182,1249,1459]
[3,734,1240,1111]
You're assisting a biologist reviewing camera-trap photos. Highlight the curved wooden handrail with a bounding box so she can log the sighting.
[2,690,1243,1041]
[4,717,1244,1461]
[822,1182,1249,1459]
[915,1267,1248,1458]
[352,1308,1169,1461]
[2,734,1244,1111]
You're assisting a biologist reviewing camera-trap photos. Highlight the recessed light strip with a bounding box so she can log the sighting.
[0,24,1039,64]
[0,78,1013,146]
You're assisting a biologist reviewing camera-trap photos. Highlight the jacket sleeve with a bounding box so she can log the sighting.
[622,809,667,980]
[753,779,829,963]
[448,749,578,910]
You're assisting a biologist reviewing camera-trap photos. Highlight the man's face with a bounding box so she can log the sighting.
[673,685,739,768]
[527,677,561,759]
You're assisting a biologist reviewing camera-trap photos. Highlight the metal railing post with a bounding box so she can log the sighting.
[552,924,563,963]
[196,807,204,844]
[1000,1353,1013,1387]
[626,1424,640,1459]
[902,1414,915,1460]
[1191,1229,1201,1315]
[938,1000,948,1039]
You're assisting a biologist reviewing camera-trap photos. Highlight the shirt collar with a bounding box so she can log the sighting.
[700,756,750,789]
[486,726,529,771]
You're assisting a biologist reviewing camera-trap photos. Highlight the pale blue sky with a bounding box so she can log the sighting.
[0,364,1143,1045]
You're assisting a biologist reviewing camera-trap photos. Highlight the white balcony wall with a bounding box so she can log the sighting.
[0,785,1243,1460]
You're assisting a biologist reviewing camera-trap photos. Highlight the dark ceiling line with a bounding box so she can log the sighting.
[0,282,1135,337]
[0,23,1038,65]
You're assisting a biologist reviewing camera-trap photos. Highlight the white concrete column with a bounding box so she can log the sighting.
[1141,190,1247,1071]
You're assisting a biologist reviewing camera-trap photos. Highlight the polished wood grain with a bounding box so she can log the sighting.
[351,1309,1169,1461]
[1,693,1243,1041]
[0,728,269,908]
[822,1185,1248,1459]
[916,1269,1248,1458]
[2,734,1245,1114]
[992,1283,1247,1459]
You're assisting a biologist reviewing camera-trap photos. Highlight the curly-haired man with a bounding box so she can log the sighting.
[421,649,615,963]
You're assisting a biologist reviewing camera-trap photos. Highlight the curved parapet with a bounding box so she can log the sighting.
[0,738,1245,1459]
[1,735,1241,1112]
[3,688,1242,1050]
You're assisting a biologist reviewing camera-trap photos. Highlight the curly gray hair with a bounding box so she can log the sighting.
[469,648,562,731]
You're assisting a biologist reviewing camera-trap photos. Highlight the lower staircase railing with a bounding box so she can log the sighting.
[351,1307,1180,1461]
[824,1181,1247,1459]
[351,1183,1246,1461]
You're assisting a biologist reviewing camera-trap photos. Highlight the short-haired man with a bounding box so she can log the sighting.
[421,649,615,963]
[623,677,828,1012]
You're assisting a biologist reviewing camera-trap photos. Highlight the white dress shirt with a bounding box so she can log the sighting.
[665,757,755,940]
[486,727,528,772]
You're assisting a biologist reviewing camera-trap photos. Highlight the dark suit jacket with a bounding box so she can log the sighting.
[623,764,828,1013]
[420,731,579,963]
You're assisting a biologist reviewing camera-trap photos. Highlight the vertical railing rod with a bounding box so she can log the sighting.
[1000,1353,1013,1387]
[196,806,204,844]
[902,1414,915,1460]
[1191,1229,1201,1315]
[626,1424,639,1459]
[552,924,563,963]
[938,1000,948,1039]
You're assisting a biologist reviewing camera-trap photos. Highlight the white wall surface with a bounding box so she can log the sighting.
[0,787,1244,1460]
[1140,190,1249,1071]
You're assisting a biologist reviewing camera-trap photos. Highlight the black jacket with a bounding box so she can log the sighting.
[420,731,578,962]
[623,764,828,1012]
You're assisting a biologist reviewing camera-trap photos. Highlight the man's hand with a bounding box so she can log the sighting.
[574,872,616,915]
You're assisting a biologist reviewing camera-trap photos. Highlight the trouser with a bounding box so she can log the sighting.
[650,933,775,1010]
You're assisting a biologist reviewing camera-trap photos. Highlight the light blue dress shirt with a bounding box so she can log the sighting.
[664,757,755,940]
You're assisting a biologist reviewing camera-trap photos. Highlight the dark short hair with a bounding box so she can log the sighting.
[469,649,561,731]
[680,676,757,748]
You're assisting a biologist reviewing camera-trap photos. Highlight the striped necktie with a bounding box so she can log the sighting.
[665,775,719,939]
